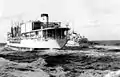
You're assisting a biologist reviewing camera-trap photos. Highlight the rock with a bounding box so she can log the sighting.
[11,69,49,77]
[105,70,120,77]
[28,58,47,69]
[48,66,67,77]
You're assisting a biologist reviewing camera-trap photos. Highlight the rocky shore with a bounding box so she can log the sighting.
[0,45,120,77]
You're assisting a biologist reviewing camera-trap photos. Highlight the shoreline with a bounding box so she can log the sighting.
[0,45,120,77]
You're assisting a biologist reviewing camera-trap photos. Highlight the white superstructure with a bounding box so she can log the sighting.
[7,14,70,51]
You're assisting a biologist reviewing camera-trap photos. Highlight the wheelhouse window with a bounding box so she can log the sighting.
[43,28,69,39]
[32,21,41,30]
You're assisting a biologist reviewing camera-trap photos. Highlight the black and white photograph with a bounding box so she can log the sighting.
[0,0,120,77]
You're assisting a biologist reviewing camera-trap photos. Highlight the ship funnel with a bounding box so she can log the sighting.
[41,13,49,27]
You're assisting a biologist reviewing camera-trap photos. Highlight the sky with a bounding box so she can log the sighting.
[0,0,120,42]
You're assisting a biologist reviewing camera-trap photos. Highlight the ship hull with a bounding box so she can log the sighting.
[7,38,67,50]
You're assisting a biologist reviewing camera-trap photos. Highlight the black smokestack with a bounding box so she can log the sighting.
[41,13,49,27]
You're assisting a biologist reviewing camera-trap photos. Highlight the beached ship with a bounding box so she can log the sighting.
[6,14,70,51]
